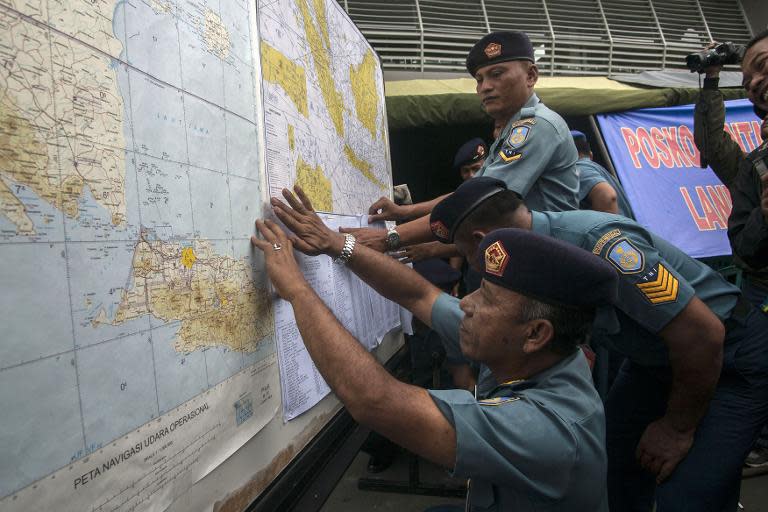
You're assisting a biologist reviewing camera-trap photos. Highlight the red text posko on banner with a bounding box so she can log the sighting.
[597,99,762,258]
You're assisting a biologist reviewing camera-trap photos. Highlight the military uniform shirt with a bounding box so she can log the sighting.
[429,350,609,511]
[532,210,740,366]
[478,93,579,212]
[576,158,635,219]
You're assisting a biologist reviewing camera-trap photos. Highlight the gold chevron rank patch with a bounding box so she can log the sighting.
[636,264,679,304]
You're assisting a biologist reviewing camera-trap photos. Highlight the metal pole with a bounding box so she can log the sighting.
[589,115,619,179]
[596,0,614,76]
[693,0,713,42]
[414,0,424,73]
[480,0,491,33]
[542,0,556,76]
[648,0,667,70]
[736,0,755,38]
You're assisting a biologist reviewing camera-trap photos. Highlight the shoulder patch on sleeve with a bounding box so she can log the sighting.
[592,229,622,254]
[636,263,679,304]
[507,125,531,147]
[478,396,521,407]
[605,238,645,274]
[499,147,522,162]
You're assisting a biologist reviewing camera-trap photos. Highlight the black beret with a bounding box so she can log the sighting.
[453,138,488,171]
[477,228,618,308]
[466,31,535,76]
[430,177,508,243]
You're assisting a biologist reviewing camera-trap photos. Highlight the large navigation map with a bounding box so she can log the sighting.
[0,0,279,510]
[1,0,392,509]
[258,0,391,213]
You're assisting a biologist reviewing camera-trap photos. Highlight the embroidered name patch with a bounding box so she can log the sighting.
[636,263,679,304]
[511,118,536,128]
[479,396,520,406]
[484,240,509,277]
[592,229,622,254]
[605,238,644,274]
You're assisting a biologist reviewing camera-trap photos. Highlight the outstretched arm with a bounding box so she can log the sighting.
[271,187,443,325]
[339,213,437,253]
[368,194,450,223]
[251,220,456,467]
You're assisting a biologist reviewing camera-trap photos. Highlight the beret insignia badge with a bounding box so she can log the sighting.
[484,42,502,58]
[476,145,485,157]
[430,220,450,241]
[484,240,509,276]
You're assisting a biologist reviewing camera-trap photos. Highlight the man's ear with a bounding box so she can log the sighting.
[522,319,554,354]
[471,229,487,243]
[527,63,539,87]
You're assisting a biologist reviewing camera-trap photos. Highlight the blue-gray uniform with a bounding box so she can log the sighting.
[529,210,768,510]
[429,350,608,511]
[576,157,635,220]
[478,93,579,212]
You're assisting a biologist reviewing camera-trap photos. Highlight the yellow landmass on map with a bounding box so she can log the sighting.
[344,145,385,190]
[287,124,296,151]
[0,11,126,234]
[202,8,230,59]
[295,156,332,212]
[297,0,345,138]
[349,49,379,139]
[150,0,172,14]
[312,0,332,53]
[261,42,308,117]
[95,236,274,353]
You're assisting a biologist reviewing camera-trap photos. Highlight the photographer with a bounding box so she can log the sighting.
[694,31,768,470]
[692,42,759,188]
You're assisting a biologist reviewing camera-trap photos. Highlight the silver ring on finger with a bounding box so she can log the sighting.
[272,242,282,251]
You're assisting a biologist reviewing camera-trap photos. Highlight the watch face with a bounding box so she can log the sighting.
[386,230,400,249]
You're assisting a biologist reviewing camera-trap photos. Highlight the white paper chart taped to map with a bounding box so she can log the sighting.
[275,214,401,421]
[0,0,393,509]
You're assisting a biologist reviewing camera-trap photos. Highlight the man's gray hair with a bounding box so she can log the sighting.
[517,297,594,355]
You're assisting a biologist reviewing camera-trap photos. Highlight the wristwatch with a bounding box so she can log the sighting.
[385,227,401,251]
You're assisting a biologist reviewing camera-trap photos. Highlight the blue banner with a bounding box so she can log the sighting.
[596,98,762,258]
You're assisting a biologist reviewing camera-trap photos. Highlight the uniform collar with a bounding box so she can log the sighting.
[485,349,583,398]
[530,211,552,236]
[498,93,539,141]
